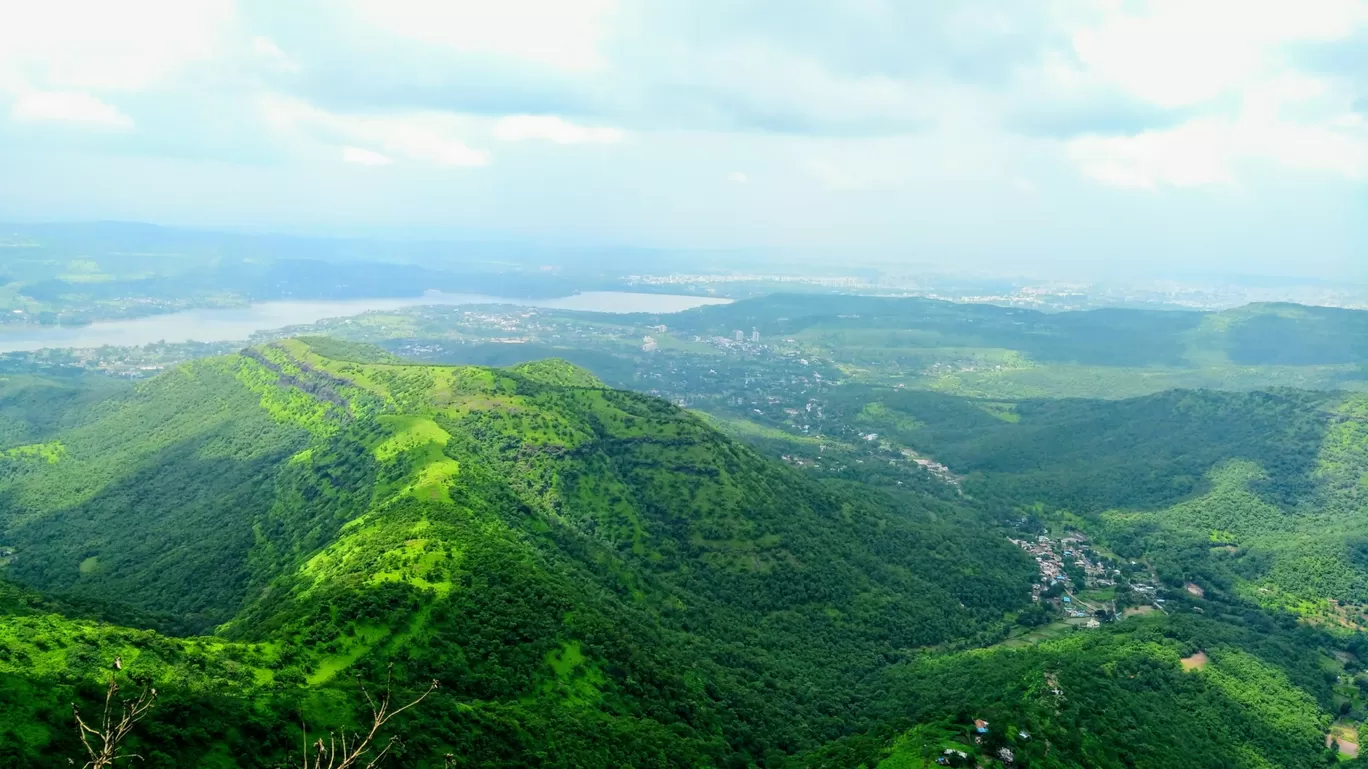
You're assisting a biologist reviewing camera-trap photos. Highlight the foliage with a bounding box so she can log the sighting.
[0,339,1036,766]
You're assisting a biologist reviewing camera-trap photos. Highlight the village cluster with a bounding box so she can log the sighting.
[1008,531,1165,625]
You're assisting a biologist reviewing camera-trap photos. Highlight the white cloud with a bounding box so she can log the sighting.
[347,0,618,72]
[0,0,235,93]
[262,96,490,168]
[342,146,393,166]
[252,36,301,74]
[1069,110,1368,189]
[1059,0,1368,188]
[1069,0,1368,109]
[492,115,624,144]
[1068,120,1235,189]
[9,90,134,127]
[727,171,748,184]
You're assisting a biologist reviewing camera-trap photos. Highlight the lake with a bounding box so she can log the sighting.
[0,291,731,353]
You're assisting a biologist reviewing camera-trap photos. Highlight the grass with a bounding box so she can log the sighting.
[1079,587,1117,602]
[696,411,828,447]
[1,441,67,464]
[308,623,391,685]
[997,620,1075,649]
[533,641,607,706]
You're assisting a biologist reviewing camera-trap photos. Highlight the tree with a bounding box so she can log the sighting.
[71,664,158,769]
[293,669,440,769]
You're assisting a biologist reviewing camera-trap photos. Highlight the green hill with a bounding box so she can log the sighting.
[4,336,1367,768]
[818,385,1368,623]
[661,295,1368,397]
[0,339,1033,767]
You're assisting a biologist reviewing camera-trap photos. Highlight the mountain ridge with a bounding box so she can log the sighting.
[0,338,1034,766]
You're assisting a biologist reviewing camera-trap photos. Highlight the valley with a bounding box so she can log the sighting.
[1,294,1367,767]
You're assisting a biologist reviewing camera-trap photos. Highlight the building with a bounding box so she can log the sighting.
[734,330,744,342]
[642,336,658,352]
[751,328,760,342]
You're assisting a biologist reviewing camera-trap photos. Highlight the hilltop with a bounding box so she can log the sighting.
[0,338,1032,766]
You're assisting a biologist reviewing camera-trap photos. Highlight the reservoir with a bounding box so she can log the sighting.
[0,291,730,353]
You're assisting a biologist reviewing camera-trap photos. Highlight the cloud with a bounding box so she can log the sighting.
[1067,120,1236,189]
[1069,107,1368,190]
[9,90,134,127]
[341,146,392,166]
[346,0,618,72]
[252,36,301,74]
[1068,0,1368,109]
[1053,0,1368,188]
[0,0,1366,279]
[492,114,624,144]
[0,0,235,92]
[261,96,490,167]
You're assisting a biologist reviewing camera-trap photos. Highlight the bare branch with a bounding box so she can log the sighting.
[292,677,440,769]
[71,666,157,769]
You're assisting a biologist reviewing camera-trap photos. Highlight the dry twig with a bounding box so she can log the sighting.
[71,669,157,769]
[295,667,439,769]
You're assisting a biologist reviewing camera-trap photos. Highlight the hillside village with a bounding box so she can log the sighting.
[1009,531,1164,627]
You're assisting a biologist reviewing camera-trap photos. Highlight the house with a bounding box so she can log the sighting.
[974,719,990,734]
[1086,618,1101,629]
[1060,596,1071,603]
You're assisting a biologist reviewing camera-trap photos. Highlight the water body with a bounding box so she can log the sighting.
[0,291,731,353]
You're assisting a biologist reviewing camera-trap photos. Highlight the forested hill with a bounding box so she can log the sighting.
[0,338,1034,766]
[827,385,1368,621]
[662,294,1368,368]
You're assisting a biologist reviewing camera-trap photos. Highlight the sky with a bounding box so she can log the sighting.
[0,0,1365,278]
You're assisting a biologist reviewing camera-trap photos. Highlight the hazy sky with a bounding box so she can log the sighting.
[0,1,1365,277]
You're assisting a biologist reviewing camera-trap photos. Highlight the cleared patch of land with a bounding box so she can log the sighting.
[1181,651,1209,671]
[1328,723,1359,758]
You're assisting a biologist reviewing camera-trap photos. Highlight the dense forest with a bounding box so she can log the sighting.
[0,339,1035,767]
[2,335,1367,767]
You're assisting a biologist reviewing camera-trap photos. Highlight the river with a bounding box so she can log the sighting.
[0,291,731,353]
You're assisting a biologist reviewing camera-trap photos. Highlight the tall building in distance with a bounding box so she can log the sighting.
[751,328,760,343]
[734,330,744,342]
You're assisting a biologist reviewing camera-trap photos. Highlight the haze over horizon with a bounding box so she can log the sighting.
[1,0,1365,280]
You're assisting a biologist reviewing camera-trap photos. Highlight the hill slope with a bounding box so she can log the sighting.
[661,295,1368,397]
[822,385,1368,623]
[0,339,1033,766]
